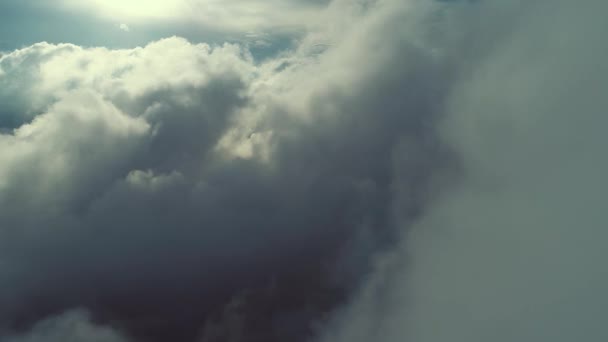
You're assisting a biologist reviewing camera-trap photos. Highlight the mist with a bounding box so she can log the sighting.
[318,1,608,341]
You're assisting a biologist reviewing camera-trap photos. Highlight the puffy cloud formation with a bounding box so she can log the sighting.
[2,0,606,341]
[0,0,449,341]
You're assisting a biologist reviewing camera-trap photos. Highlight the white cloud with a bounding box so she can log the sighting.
[0,37,255,211]
[118,23,130,32]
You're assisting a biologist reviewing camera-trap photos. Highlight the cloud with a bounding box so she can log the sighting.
[317,1,608,342]
[0,310,127,342]
[118,24,130,32]
[7,0,604,341]
[0,1,449,340]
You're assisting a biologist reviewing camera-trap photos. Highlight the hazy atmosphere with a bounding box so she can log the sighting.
[1,1,607,341]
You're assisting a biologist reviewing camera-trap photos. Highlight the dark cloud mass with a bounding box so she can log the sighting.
[0,1,448,340]
[1,0,607,342]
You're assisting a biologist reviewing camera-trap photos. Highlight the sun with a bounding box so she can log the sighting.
[60,0,188,21]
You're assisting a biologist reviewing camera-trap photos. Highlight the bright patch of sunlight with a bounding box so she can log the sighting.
[61,0,188,21]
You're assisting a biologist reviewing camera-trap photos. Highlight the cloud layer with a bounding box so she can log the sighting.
[0,1,450,340]
[2,0,606,341]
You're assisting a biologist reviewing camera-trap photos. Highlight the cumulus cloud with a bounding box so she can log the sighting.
[317,1,608,342]
[4,0,603,341]
[0,1,448,341]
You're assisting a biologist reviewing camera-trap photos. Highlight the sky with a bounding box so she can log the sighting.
[0,0,312,58]
[0,0,607,342]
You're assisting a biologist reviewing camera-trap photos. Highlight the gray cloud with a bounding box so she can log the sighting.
[318,1,608,342]
[5,0,602,341]
[0,1,451,340]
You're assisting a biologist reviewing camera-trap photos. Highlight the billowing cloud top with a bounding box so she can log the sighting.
[1,0,607,342]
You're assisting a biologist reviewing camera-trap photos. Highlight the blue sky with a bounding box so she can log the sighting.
[0,0,312,58]
[0,1,144,49]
